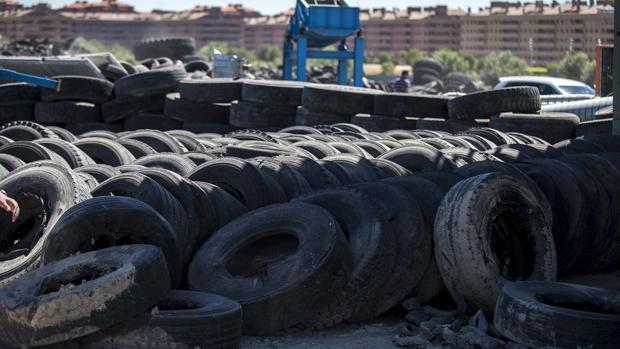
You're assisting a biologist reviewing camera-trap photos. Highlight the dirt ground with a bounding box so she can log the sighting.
[242,319,402,349]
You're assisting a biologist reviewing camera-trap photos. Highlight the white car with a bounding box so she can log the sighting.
[495,76,595,96]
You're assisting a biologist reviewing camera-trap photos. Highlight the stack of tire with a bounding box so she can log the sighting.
[133,37,196,62]
[33,76,114,134]
[102,64,187,132]
[296,84,383,126]
[412,58,444,87]
[0,83,40,124]
[167,78,242,134]
[230,80,305,130]
[352,93,451,132]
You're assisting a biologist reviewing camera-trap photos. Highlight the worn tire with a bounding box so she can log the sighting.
[489,112,580,144]
[179,79,242,103]
[302,84,382,115]
[374,93,450,118]
[73,137,136,166]
[230,100,296,129]
[447,87,541,120]
[41,76,114,104]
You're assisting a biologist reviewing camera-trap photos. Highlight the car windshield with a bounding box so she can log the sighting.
[559,85,595,95]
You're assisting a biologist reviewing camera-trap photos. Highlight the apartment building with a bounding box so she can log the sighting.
[0,0,613,64]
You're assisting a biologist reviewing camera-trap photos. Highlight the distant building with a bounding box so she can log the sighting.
[0,0,613,64]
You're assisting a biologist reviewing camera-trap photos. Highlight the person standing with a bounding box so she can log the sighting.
[394,70,411,93]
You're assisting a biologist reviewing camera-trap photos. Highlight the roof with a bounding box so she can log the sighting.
[466,2,613,17]
[499,76,590,87]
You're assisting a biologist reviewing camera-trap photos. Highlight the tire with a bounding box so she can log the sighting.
[114,65,187,97]
[302,84,382,115]
[293,188,395,327]
[295,106,351,126]
[0,103,35,123]
[66,122,124,135]
[0,141,65,165]
[0,82,40,104]
[413,58,444,77]
[378,145,458,173]
[448,87,541,120]
[368,158,411,178]
[374,93,450,118]
[188,203,352,335]
[0,153,25,171]
[124,113,182,132]
[102,93,167,123]
[35,101,102,124]
[292,140,339,159]
[164,92,230,123]
[489,112,580,144]
[73,137,136,166]
[434,173,557,313]
[183,151,215,165]
[184,60,211,73]
[463,127,514,146]
[0,245,170,348]
[80,291,242,349]
[351,114,418,132]
[328,141,370,158]
[353,140,390,158]
[323,154,381,183]
[179,79,242,103]
[117,139,157,159]
[0,161,91,286]
[48,126,78,142]
[242,80,305,107]
[193,181,248,230]
[41,76,114,104]
[416,118,484,134]
[183,122,237,134]
[134,37,196,61]
[494,281,620,349]
[75,164,121,183]
[230,100,297,129]
[40,196,182,287]
[249,157,312,200]
[348,182,431,318]
[279,125,323,135]
[188,157,285,210]
[541,96,613,121]
[132,153,196,176]
[91,172,191,264]
[576,118,613,137]
[275,155,340,190]
[440,146,496,165]
[119,130,187,153]
[34,138,95,169]
[0,121,58,140]
[554,138,606,155]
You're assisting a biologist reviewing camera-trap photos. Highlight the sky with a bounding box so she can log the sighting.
[19,0,500,14]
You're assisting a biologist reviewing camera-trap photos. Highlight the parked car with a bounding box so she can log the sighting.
[495,76,595,96]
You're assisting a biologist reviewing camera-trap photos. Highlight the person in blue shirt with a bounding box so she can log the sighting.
[394,70,411,93]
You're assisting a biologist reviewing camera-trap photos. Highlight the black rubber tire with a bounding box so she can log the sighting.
[182,122,237,134]
[579,135,620,152]
[179,79,242,103]
[0,141,66,165]
[134,37,196,61]
[489,112,580,144]
[348,182,431,318]
[91,172,191,264]
[225,129,277,143]
[188,203,353,335]
[41,76,114,104]
[494,281,620,349]
[249,157,312,200]
[0,103,35,123]
[34,138,95,169]
[434,173,557,313]
[119,130,187,153]
[230,100,297,129]
[0,161,91,286]
[183,151,216,166]
[164,92,230,123]
[293,188,395,327]
[47,126,78,142]
[464,128,514,146]
[0,153,25,171]
[167,130,208,152]
[368,158,411,178]
[101,63,129,82]
[413,58,444,77]
[352,140,390,158]
[132,153,196,176]
[576,118,612,137]
[279,125,323,135]
[448,87,541,120]
[66,122,124,135]
[188,157,286,210]
[378,145,458,173]
[40,196,182,287]
[416,118,484,134]
[351,114,418,132]
[102,93,167,123]
[0,121,58,140]
[302,84,382,115]
[184,59,211,73]
[327,141,370,158]
[193,181,248,230]
[35,101,102,124]
[80,291,242,349]
[117,139,157,159]
[292,140,339,159]
[294,106,351,126]
[322,154,381,183]
[75,164,120,184]
[73,137,136,166]
[114,65,187,97]
[0,245,170,348]
[275,155,340,190]
[374,93,451,118]
[0,82,40,104]
[242,80,305,107]
[123,113,182,132]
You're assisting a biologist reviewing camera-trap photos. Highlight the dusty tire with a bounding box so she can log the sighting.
[124,113,181,132]
[34,138,95,169]
[0,121,58,140]
[374,93,450,118]
[102,94,167,123]
[188,203,353,335]
[179,79,242,103]
[434,173,557,313]
[351,114,418,132]
[119,130,187,153]
[302,84,382,115]
[494,281,620,349]
[378,145,458,173]
[242,80,305,107]
[448,87,541,120]
[132,153,196,176]
[134,37,196,61]
[295,106,351,126]
[0,245,170,348]
[73,137,136,166]
[41,76,114,104]
[489,112,580,144]
[230,100,296,129]
[164,92,230,123]
[114,66,187,97]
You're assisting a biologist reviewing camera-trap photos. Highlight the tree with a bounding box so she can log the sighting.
[477,51,529,86]
[552,51,594,84]
[398,48,426,66]
[432,48,472,74]
[376,51,395,75]
[256,44,282,65]
[68,37,107,54]
[198,42,256,62]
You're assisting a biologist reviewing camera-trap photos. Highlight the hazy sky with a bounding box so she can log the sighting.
[20,0,499,14]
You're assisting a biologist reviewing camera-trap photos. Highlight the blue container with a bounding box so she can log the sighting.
[290,1,361,48]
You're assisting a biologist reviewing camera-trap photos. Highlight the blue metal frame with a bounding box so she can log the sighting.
[283,0,365,87]
[0,68,58,90]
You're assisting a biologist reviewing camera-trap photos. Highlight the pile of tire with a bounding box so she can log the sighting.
[411,58,479,94]
[0,118,618,348]
[133,37,196,62]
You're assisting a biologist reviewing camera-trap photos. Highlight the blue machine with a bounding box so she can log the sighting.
[0,68,59,90]
[283,0,364,87]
